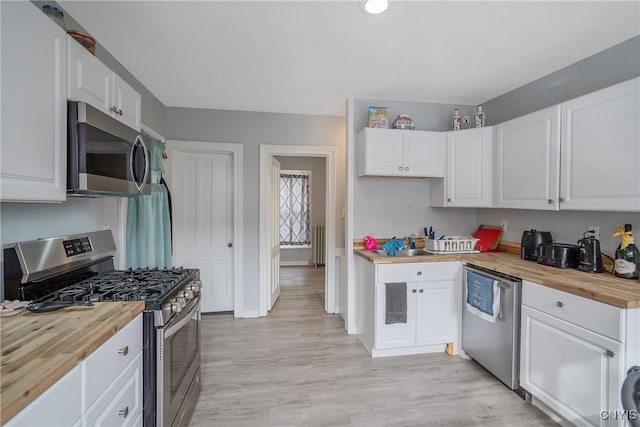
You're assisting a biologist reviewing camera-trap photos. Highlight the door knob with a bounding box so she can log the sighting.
[228,243,233,247]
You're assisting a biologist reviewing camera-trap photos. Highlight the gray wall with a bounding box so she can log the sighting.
[352,99,479,240]
[483,36,640,125]
[277,156,326,265]
[165,108,346,312]
[478,35,640,256]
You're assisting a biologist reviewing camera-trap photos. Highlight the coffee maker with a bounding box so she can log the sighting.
[577,232,603,273]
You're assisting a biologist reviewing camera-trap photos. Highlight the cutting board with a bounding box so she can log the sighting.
[473,225,503,252]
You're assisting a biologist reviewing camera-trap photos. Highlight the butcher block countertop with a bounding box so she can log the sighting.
[355,249,640,309]
[0,301,145,424]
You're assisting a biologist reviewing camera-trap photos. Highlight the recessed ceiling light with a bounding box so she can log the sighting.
[364,0,389,15]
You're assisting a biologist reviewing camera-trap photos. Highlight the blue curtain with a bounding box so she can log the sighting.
[126,135,172,268]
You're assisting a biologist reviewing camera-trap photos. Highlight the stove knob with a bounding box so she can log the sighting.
[190,280,201,292]
[177,297,187,307]
[177,291,186,299]
[170,298,183,313]
[184,290,194,299]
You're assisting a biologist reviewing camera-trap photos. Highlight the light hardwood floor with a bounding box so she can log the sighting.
[190,266,556,427]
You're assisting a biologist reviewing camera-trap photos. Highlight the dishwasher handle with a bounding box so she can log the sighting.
[464,265,521,286]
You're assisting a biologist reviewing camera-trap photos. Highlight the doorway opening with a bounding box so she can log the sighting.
[259,145,337,317]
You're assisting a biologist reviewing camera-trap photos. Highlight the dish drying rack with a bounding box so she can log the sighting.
[424,236,480,254]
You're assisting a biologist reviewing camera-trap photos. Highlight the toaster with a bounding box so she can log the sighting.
[521,230,553,261]
[537,243,580,269]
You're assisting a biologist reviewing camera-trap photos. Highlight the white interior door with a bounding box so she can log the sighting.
[269,156,281,310]
[172,150,234,313]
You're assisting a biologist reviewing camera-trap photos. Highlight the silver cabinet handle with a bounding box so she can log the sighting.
[419,289,424,293]
[228,242,233,247]
[398,166,403,171]
[548,199,554,204]
[416,271,422,276]
[110,105,118,113]
[556,301,564,308]
[606,349,616,358]
[118,406,129,418]
[117,109,123,116]
[412,289,417,293]
[118,345,129,356]
[447,198,451,202]
[404,167,409,171]
[559,197,564,203]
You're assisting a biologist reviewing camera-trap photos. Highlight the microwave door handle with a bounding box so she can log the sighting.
[130,135,149,193]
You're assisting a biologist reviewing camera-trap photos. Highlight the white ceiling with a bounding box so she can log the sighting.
[58,1,640,117]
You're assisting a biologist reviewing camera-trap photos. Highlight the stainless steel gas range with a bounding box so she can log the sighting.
[3,230,201,427]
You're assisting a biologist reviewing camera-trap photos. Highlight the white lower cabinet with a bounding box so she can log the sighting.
[5,314,143,426]
[356,259,459,357]
[5,365,82,427]
[520,281,630,426]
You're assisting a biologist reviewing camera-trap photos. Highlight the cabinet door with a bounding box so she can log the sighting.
[495,105,561,210]
[84,352,143,427]
[560,77,640,212]
[0,1,67,202]
[520,305,622,426]
[403,131,445,177]
[5,365,82,427]
[445,127,493,207]
[68,37,112,115]
[357,128,404,176]
[375,282,416,349]
[415,280,454,346]
[113,74,142,131]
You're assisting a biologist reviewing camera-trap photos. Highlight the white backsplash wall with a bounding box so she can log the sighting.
[354,177,478,240]
[477,208,640,257]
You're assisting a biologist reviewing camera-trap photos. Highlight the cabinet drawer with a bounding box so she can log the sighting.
[377,262,459,283]
[83,314,143,407]
[84,351,142,427]
[522,280,623,341]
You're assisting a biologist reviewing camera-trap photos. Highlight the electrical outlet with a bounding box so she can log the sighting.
[500,219,508,231]
[587,226,600,240]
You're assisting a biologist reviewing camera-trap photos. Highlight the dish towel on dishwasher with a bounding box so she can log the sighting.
[465,271,500,323]
[385,282,407,324]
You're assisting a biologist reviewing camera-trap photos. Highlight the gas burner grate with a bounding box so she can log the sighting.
[34,267,194,303]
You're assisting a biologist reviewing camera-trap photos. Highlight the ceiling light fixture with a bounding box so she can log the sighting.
[364,0,389,15]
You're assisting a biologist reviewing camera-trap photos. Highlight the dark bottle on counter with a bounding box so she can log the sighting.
[614,224,639,279]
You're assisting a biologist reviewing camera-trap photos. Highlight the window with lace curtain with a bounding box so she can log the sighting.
[280,170,311,247]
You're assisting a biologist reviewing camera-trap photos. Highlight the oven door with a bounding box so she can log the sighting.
[157,298,200,427]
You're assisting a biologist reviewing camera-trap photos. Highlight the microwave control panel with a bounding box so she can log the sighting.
[63,237,93,257]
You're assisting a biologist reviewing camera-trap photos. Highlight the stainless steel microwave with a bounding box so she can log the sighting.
[67,101,150,196]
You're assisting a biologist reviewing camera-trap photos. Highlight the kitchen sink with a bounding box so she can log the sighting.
[373,249,435,257]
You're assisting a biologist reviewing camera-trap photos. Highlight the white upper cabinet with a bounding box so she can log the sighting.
[68,38,141,131]
[431,127,493,207]
[495,105,561,210]
[1,1,68,203]
[560,77,640,212]
[357,128,445,177]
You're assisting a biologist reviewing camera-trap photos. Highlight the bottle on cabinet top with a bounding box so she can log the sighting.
[453,109,461,131]
[475,105,485,128]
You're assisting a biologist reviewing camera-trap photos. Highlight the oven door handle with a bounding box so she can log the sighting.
[164,299,200,339]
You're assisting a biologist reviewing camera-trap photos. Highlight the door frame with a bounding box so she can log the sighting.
[259,144,337,316]
[165,140,244,317]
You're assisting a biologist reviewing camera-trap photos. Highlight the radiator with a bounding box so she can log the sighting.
[311,225,325,267]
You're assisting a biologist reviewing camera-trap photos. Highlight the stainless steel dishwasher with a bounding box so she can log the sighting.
[462,264,524,395]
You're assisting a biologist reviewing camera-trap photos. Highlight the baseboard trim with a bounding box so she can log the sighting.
[240,310,260,318]
[279,261,310,267]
